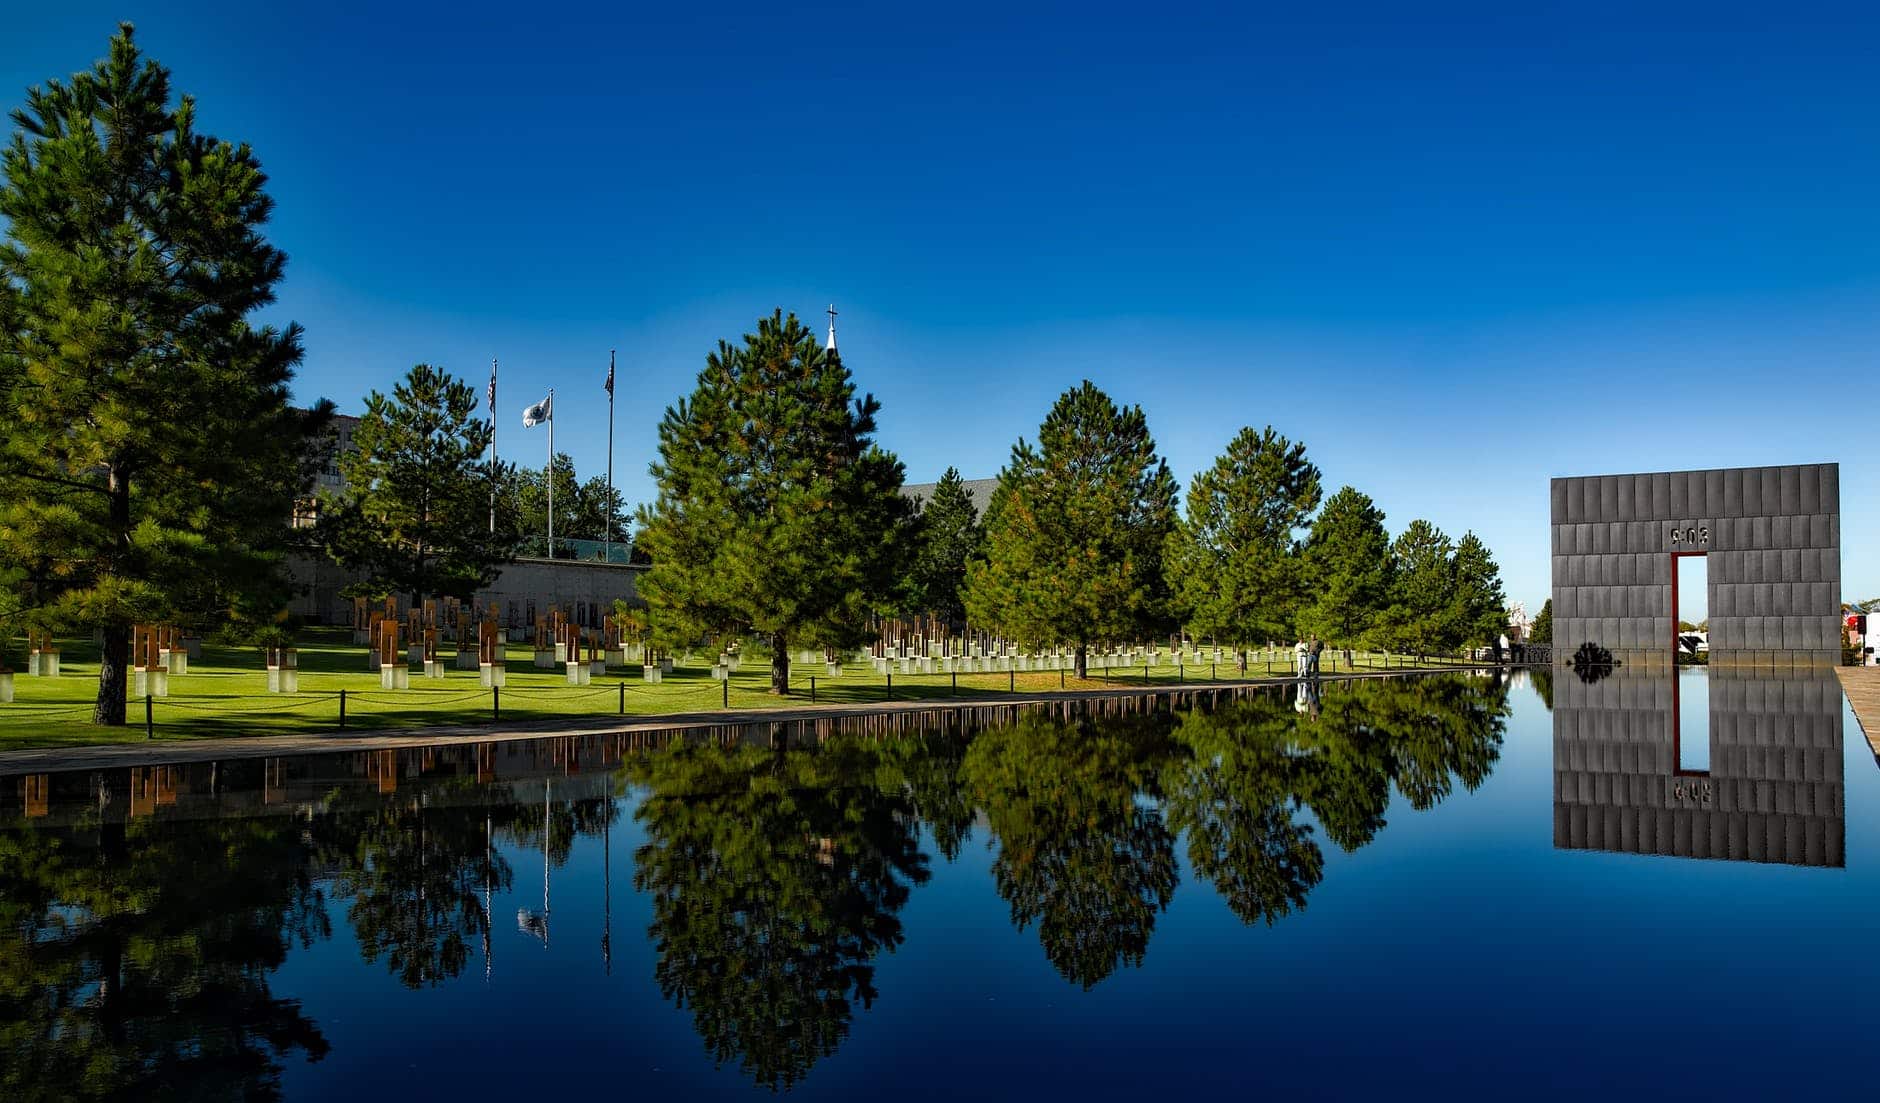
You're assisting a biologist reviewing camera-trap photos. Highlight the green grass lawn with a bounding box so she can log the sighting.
[0,628,1479,750]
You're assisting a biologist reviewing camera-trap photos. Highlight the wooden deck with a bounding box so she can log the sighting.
[1835,666,1880,762]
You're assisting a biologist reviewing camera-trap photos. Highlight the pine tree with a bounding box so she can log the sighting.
[319,364,513,606]
[1164,427,1320,660]
[0,26,327,724]
[963,381,1178,677]
[634,310,911,694]
[1378,519,1454,655]
[1297,486,1393,646]
[513,454,628,554]
[1530,597,1553,644]
[907,467,982,623]
[1446,532,1507,649]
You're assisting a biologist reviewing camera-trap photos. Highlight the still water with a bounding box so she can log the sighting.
[1,669,1871,1100]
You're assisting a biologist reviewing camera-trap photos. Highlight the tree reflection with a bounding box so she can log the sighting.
[961,712,1180,989]
[1161,675,1508,929]
[1162,697,1325,927]
[625,739,931,1091]
[0,815,330,1101]
[312,785,520,989]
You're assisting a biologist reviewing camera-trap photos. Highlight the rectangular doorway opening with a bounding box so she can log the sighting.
[1672,553,1708,666]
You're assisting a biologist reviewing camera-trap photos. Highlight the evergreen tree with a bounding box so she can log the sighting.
[0,26,327,724]
[1297,486,1393,646]
[963,381,1178,677]
[1446,531,1507,648]
[1378,519,1454,655]
[1164,426,1320,659]
[635,310,911,694]
[513,454,628,554]
[319,364,513,607]
[1530,597,1552,644]
[906,467,982,623]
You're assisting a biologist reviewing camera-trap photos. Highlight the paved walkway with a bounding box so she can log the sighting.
[1835,666,1880,760]
[0,664,1519,776]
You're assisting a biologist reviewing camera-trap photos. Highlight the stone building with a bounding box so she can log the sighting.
[1549,463,1840,667]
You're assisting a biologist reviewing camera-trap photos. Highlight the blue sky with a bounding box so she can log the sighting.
[6,1,1876,611]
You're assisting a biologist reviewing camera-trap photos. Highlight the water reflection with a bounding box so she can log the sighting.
[0,675,1514,1096]
[1552,667,1845,866]
[0,813,330,1100]
[624,739,937,1091]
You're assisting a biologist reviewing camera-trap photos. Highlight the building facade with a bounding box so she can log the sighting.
[1549,463,1841,667]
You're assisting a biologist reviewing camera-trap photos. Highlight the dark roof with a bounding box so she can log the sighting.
[901,477,999,517]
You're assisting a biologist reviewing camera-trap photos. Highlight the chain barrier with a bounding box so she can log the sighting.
[154,693,344,715]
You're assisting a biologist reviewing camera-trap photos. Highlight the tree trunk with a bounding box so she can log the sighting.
[95,624,130,726]
[770,634,790,695]
[95,469,132,726]
[1075,642,1087,680]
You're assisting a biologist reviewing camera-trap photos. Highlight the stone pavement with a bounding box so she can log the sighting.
[1835,666,1880,762]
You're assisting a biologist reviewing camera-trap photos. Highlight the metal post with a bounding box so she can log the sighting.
[493,685,500,722]
[618,682,625,715]
[811,676,817,703]
[338,689,346,730]
[489,357,498,534]
[605,349,614,564]
[886,672,892,701]
[145,694,153,740]
[1144,663,1150,686]
[952,671,957,696]
[1059,669,1064,689]
[722,678,729,710]
[1178,663,1183,684]
[1009,669,1014,693]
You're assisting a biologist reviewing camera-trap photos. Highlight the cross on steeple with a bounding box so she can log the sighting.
[826,303,838,351]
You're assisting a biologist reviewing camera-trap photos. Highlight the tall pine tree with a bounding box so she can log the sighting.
[0,26,327,724]
[1164,427,1320,660]
[1530,597,1553,644]
[963,381,1178,677]
[1378,519,1454,656]
[318,364,514,606]
[906,467,982,624]
[1445,531,1507,648]
[1297,486,1393,646]
[635,310,911,694]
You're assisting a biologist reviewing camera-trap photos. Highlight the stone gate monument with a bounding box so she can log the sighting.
[1549,463,1840,667]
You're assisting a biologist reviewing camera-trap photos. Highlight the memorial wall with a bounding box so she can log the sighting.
[1549,463,1840,667]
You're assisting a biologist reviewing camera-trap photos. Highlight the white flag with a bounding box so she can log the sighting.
[522,393,553,428]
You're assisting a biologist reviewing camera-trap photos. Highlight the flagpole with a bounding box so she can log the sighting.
[489,358,498,535]
[605,350,615,564]
[546,388,555,558]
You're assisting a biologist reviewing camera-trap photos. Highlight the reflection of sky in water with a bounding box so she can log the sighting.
[1,670,1872,1100]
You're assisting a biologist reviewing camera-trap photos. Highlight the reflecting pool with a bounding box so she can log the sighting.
[1,669,1873,1100]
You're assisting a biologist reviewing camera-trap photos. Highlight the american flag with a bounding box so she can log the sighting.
[487,359,497,413]
[605,350,614,398]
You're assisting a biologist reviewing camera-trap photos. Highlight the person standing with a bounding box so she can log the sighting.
[1293,638,1308,678]
[1309,635,1324,677]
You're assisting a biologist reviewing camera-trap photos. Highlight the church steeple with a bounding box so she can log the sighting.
[825,303,838,352]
